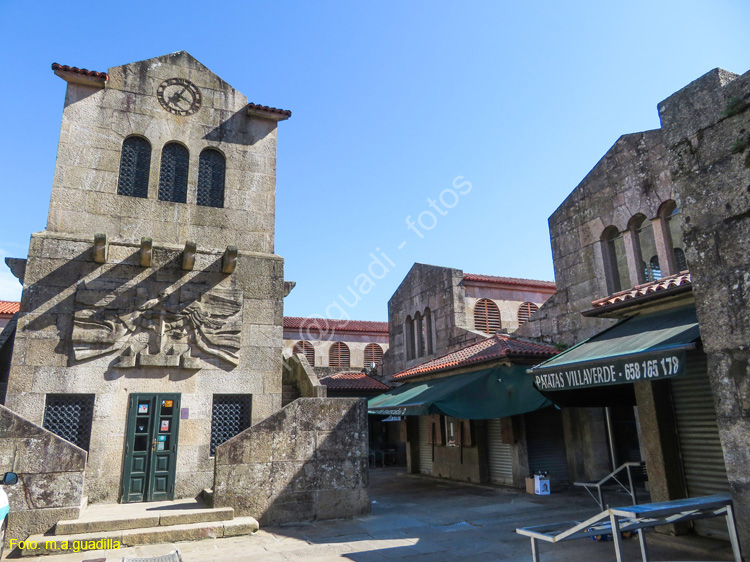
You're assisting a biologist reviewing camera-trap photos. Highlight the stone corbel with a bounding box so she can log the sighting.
[182,241,196,271]
[222,246,238,274]
[140,238,153,267]
[93,233,108,264]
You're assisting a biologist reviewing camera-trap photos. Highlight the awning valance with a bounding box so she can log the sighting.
[528,305,699,392]
[368,366,550,419]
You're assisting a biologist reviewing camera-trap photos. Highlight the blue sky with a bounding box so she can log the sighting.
[0,0,748,320]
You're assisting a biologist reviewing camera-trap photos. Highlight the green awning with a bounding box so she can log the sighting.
[368,366,551,419]
[529,305,699,391]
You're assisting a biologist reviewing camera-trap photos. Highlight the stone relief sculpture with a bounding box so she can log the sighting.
[71,280,242,368]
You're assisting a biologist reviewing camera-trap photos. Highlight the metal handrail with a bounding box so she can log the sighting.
[574,461,645,511]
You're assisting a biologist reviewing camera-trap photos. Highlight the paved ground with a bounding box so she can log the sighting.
[13,468,736,561]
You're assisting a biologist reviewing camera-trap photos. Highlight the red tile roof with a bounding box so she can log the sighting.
[0,301,20,315]
[393,334,558,380]
[246,102,292,117]
[463,273,556,289]
[320,372,389,391]
[51,63,108,80]
[284,317,388,334]
[591,272,692,309]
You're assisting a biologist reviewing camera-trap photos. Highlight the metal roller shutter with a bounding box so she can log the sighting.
[671,351,730,539]
[525,406,570,483]
[418,416,433,475]
[487,419,513,485]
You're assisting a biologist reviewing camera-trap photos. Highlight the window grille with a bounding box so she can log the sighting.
[518,302,539,325]
[329,342,350,368]
[293,340,315,366]
[117,137,151,198]
[364,343,383,367]
[474,299,501,334]
[43,394,95,451]
[197,149,225,208]
[158,142,189,203]
[210,394,252,456]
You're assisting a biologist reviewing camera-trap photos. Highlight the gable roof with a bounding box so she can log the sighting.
[319,372,389,391]
[0,301,20,316]
[393,334,558,380]
[463,273,556,290]
[284,317,388,334]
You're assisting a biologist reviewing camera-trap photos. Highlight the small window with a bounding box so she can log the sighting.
[663,202,688,272]
[518,302,539,325]
[210,394,252,456]
[43,394,95,451]
[329,342,350,368]
[634,217,661,283]
[197,148,225,208]
[293,340,315,366]
[117,136,151,198]
[158,142,189,203]
[405,315,415,360]
[364,343,383,367]
[424,308,433,355]
[415,312,425,357]
[474,299,501,334]
[602,226,630,293]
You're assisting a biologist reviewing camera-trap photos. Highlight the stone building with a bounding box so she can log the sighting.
[382,263,555,381]
[518,67,750,552]
[282,316,389,381]
[0,52,368,548]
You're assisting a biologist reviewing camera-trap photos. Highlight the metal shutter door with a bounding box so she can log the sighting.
[671,353,731,539]
[487,419,513,485]
[418,416,433,475]
[525,406,570,483]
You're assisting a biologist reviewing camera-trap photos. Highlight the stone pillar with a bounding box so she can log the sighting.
[622,228,642,287]
[651,216,676,276]
[634,380,688,534]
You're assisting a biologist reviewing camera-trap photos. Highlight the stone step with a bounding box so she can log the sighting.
[20,517,259,557]
[54,499,234,535]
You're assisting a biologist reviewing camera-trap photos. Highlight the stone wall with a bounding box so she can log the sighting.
[213,398,369,525]
[282,354,327,399]
[658,67,750,551]
[282,337,389,371]
[517,130,675,347]
[0,406,86,547]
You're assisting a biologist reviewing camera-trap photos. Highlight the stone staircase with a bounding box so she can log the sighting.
[19,497,258,557]
[282,382,301,406]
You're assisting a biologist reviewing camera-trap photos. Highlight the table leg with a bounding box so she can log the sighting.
[530,537,540,562]
[725,504,743,562]
[610,514,625,562]
[637,529,649,562]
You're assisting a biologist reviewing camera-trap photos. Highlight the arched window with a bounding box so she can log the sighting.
[415,312,425,357]
[632,216,661,283]
[405,315,415,360]
[424,308,433,355]
[197,148,225,208]
[158,142,189,203]
[661,201,688,272]
[518,302,539,325]
[329,342,350,368]
[117,136,151,198]
[364,343,383,367]
[474,299,501,334]
[293,340,315,366]
[602,226,629,293]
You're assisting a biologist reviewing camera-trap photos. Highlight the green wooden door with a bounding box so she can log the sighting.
[122,394,181,503]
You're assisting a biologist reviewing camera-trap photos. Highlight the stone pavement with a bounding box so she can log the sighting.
[12,468,736,562]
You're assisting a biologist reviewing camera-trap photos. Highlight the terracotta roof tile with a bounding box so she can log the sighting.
[51,63,108,80]
[393,334,558,380]
[284,317,388,334]
[591,272,692,308]
[0,301,20,315]
[320,372,389,391]
[463,273,556,289]
[246,102,292,117]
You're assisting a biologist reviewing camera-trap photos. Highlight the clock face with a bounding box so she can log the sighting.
[156,78,202,116]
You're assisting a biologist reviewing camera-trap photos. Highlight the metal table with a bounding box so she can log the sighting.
[516,493,742,562]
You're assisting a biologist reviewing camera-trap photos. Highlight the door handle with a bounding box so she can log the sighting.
[152,439,157,453]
